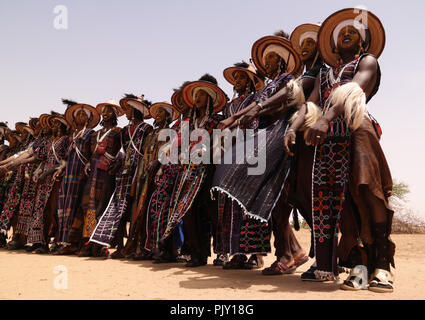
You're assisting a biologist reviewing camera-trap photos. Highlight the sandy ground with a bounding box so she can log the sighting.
[0,229,424,300]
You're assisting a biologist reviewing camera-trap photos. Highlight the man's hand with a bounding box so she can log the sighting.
[237,105,260,129]
[283,130,296,156]
[84,163,91,177]
[305,117,330,146]
[218,116,237,129]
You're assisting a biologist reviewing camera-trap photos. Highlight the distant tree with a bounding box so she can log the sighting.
[392,179,410,200]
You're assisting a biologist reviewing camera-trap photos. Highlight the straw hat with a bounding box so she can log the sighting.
[39,114,52,129]
[149,102,180,122]
[119,94,151,119]
[290,23,321,55]
[171,90,185,114]
[15,122,34,136]
[318,8,386,67]
[50,112,71,131]
[96,99,124,118]
[251,35,301,76]
[181,81,227,113]
[28,118,39,131]
[64,103,100,129]
[223,62,265,91]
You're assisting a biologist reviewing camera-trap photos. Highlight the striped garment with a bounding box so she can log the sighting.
[27,135,70,244]
[90,123,151,247]
[56,129,94,243]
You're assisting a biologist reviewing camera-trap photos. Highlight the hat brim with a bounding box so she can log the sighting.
[65,104,100,129]
[119,98,152,119]
[52,115,71,130]
[15,123,28,134]
[28,118,39,131]
[39,114,53,129]
[318,8,386,68]
[223,67,265,91]
[182,81,227,113]
[96,102,124,118]
[16,124,34,136]
[150,102,180,122]
[171,91,187,114]
[251,36,301,76]
[290,23,320,54]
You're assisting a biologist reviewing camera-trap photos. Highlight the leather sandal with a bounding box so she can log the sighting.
[340,265,369,291]
[262,260,296,275]
[294,255,309,268]
[368,269,394,293]
[244,255,264,270]
[53,245,78,255]
[32,244,49,254]
[7,239,25,250]
[223,255,247,270]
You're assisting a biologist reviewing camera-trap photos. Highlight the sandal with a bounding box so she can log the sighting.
[53,245,78,255]
[294,255,309,268]
[32,244,49,254]
[340,265,369,291]
[7,239,25,250]
[110,250,124,260]
[185,255,207,268]
[262,260,296,275]
[176,254,189,263]
[213,253,229,266]
[244,255,264,270]
[223,255,247,270]
[368,269,394,293]
[77,244,93,257]
[153,255,178,264]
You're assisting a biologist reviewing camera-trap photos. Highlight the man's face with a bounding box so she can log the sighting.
[264,51,281,77]
[75,108,89,126]
[194,89,209,110]
[337,26,361,53]
[233,71,250,93]
[300,37,317,62]
[102,105,115,123]
[154,108,167,124]
[124,106,133,121]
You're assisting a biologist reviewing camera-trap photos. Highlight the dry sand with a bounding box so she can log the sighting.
[0,229,424,300]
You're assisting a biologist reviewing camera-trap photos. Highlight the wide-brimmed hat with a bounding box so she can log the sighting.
[65,103,100,129]
[171,90,185,114]
[251,35,301,76]
[15,122,34,136]
[223,62,265,91]
[96,99,124,118]
[28,118,39,131]
[119,94,151,119]
[39,114,53,129]
[290,23,321,55]
[149,102,180,122]
[318,8,386,67]
[182,81,227,113]
[51,112,71,131]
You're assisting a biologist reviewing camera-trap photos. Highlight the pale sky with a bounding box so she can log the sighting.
[0,0,424,217]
